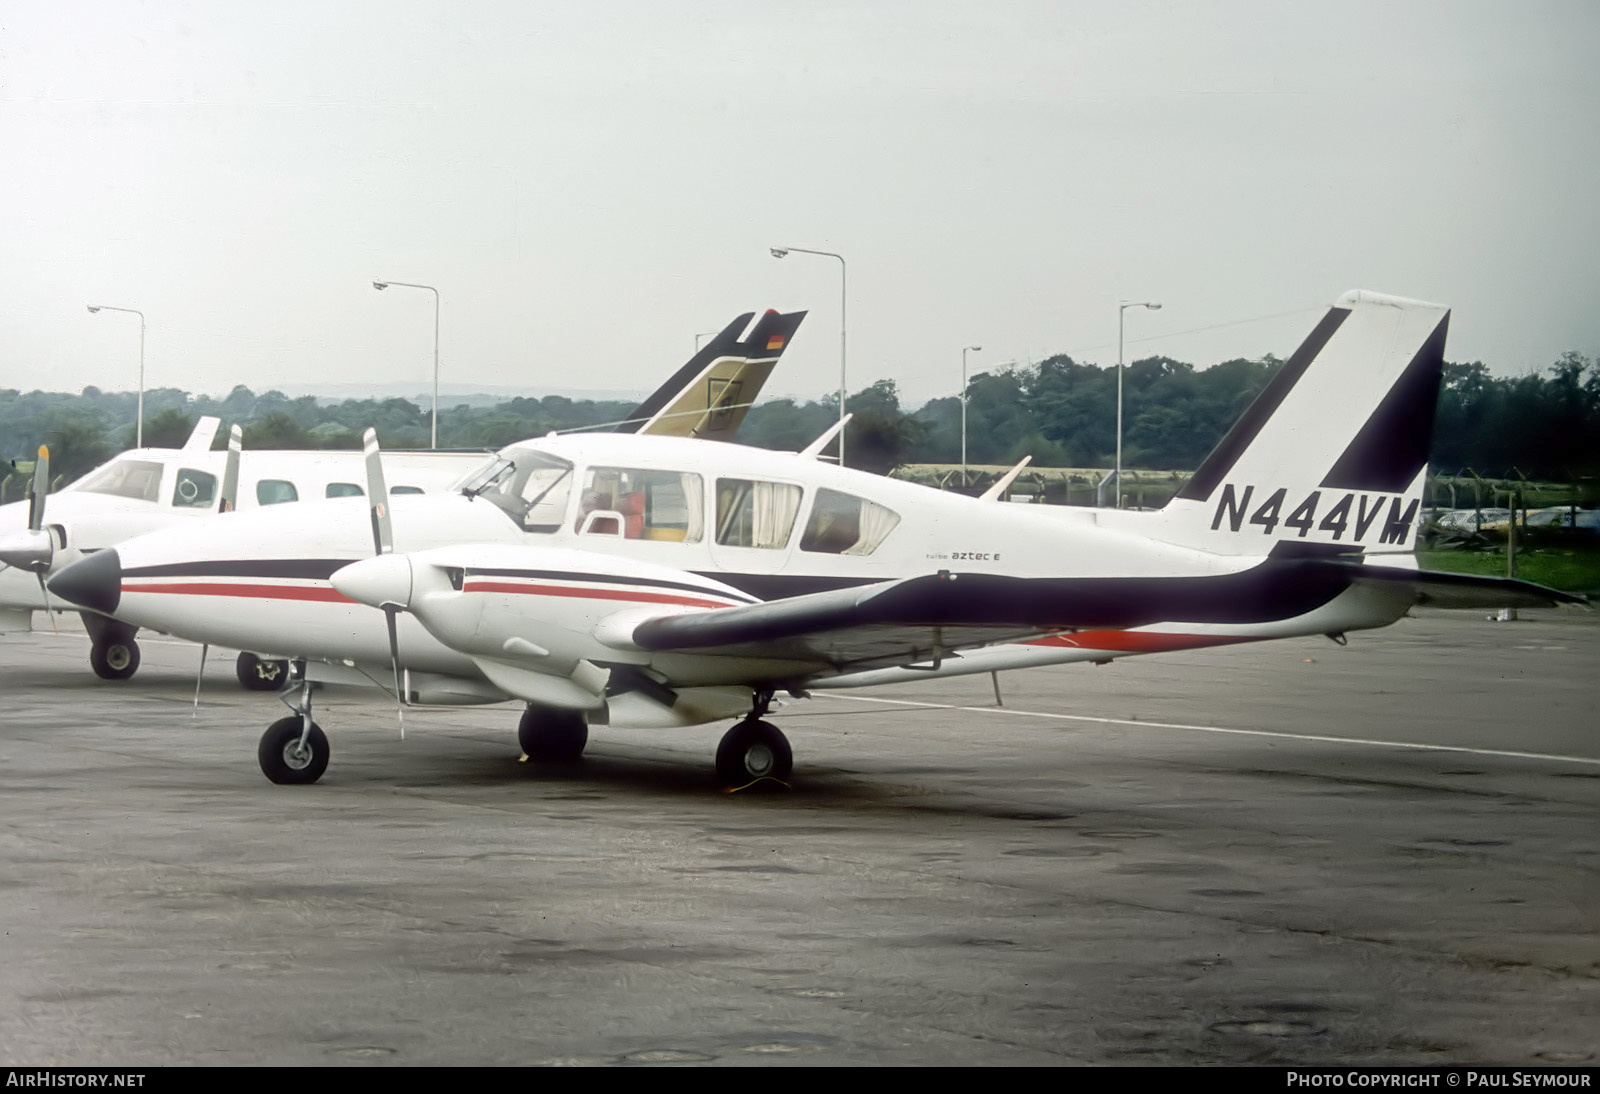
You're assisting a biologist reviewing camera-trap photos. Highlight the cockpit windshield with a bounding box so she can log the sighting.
[69,458,164,502]
[464,446,574,533]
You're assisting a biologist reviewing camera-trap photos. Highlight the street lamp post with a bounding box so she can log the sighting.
[86,305,147,448]
[1116,300,1161,509]
[770,246,846,464]
[961,344,981,483]
[372,280,441,449]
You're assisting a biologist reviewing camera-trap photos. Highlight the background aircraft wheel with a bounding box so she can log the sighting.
[258,716,330,785]
[517,705,588,763]
[236,652,290,691]
[89,638,140,681]
[716,719,792,786]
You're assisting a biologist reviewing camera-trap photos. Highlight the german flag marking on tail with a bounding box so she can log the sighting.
[766,335,786,351]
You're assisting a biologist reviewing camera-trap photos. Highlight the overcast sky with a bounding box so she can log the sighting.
[3,1,1596,409]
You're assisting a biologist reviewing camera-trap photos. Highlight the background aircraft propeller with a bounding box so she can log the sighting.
[219,425,242,513]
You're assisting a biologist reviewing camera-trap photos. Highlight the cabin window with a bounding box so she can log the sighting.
[390,485,424,495]
[715,478,801,549]
[171,468,217,509]
[800,489,901,556]
[73,459,163,502]
[326,482,363,498]
[578,468,703,541]
[256,479,299,506]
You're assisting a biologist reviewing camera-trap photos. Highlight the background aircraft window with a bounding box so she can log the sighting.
[73,459,163,502]
[326,482,364,498]
[715,478,801,549]
[256,479,299,506]
[579,467,703,541]
[800,489,901,555]
[390,485,424,495]
[171,468,218,509]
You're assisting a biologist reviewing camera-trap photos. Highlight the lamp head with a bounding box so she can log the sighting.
[372,281,389,291]
[1148,302,1162,310]
[967,344,982,352]
[769,248,789,259]
[86,305,100,313]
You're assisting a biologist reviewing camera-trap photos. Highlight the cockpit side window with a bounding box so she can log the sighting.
[72,459,163,503]
[172,468,218,509]
[578,468,703,541]
[800,489,901,555]
[467,448,575,533]
[326,482,364,498]
[715,478,802,549]
[256,479,299,506]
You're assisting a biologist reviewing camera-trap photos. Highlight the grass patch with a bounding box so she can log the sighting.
[1417,546,1600,594]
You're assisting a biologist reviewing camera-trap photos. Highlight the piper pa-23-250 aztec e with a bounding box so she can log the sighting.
[2,306,805,687]
[48,291,1585,789]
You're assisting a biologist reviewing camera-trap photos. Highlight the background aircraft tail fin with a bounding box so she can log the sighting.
[1151,290,1450,556]
[615,309,807,443]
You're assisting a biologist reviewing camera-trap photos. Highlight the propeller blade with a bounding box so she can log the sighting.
[27,446,48,532]
[385,605,406,732]
[34,572,58,633]
[219,425,242,512]
[363,428,393,556]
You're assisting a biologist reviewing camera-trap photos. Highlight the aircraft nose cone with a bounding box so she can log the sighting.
[48,548,121,615]
[0,529,53,570]
[331,553,413,610]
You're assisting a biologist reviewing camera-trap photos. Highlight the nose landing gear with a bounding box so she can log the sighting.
[258,669,328,784]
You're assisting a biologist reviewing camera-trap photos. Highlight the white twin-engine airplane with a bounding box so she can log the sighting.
[47,291,1583,788]
[1,307,806,685]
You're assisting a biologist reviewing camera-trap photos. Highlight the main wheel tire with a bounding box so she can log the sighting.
[517,706,588,763]
[236,652,290,691]
[89,638,140,681]
[716,719,793,786]
[258,716,330,785]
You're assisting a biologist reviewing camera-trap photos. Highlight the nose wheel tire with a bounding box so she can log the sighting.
[236,652,290,691]
[90,638,140,681]
[258,716,330,785]
[716,719,793,787]
[517,706,588,763]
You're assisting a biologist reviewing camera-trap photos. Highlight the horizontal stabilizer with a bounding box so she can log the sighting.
[1343,564,1587,610]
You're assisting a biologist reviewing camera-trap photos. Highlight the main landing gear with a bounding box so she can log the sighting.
[715,688,793,788]
[517,704,588,763]
[82,613,140,681]
[258,669,329,785]
[236,651,291,691]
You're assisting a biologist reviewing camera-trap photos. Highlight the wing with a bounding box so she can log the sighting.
[631,561,1585,675]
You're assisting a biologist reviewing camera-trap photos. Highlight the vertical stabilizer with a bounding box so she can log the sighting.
[616,310,807,443]
[1153,291,1450,555]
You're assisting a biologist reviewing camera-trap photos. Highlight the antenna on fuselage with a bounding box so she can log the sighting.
[798,414,852,461]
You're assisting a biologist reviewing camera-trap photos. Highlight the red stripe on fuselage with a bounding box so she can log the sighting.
[462,580,733,610]
[1023,631,1255,653]
[122,581,355,604]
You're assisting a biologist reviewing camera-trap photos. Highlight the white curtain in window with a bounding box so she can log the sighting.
[751,482,801,549]
[680,472,704,542]
[845,499,900,555]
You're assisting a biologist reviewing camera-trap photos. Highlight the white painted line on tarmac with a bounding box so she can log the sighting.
[834,694,1600,768]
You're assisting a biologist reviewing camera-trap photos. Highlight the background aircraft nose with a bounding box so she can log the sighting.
[48,549,121,615]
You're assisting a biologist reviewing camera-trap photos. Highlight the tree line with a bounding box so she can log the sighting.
[3,350,1596,488]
